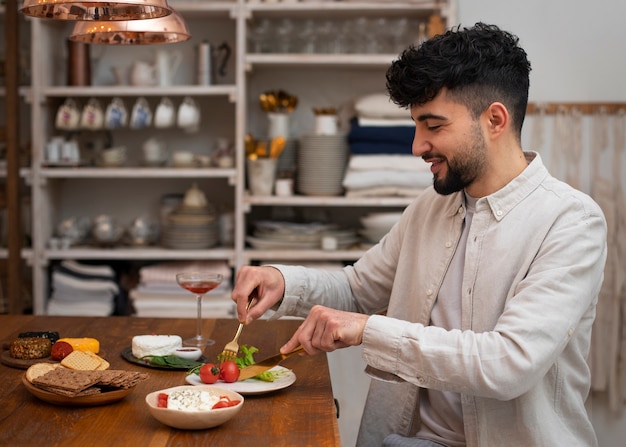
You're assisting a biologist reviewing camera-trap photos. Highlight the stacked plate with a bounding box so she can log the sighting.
[359,212,403,243]
[246,221,359,250]
[161,204,219,249]
[297,134,348,196]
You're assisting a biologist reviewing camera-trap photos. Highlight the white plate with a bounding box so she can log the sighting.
[185,366,296,395]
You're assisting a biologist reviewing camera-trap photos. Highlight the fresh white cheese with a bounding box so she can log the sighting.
[132,334,182,358]
[167,389,220,411]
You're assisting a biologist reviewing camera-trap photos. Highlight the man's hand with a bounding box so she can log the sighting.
[232,266,285,324]
[281,305,369,355]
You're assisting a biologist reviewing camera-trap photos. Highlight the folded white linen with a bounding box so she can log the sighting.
[134,280,231,296]
[130,289,235,318]
[354,93,407,118]
[60,260,115,278]
[344,186,425,198]
[138,260,231,285]
[51,270,119,294]
[47,299,114,316]
[357,117,414,127]
[342,169,432,189]
[347,155,430,172]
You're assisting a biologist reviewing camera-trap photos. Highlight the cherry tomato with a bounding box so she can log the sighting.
[212,395,241,409]
[157,392,168,408]
[219,360,240,383]
[199,363,220,384]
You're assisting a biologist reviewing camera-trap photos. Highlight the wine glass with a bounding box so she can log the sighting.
[176,272,224,347]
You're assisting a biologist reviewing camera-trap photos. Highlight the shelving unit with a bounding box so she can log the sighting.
[2,0,456,314]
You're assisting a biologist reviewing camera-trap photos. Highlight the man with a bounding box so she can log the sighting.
[232,23,607,446]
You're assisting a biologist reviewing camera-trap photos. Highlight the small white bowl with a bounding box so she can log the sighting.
[146,385,244,430]
[172,347,203,361]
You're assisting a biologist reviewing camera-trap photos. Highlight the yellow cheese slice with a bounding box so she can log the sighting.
[57,337,100,354]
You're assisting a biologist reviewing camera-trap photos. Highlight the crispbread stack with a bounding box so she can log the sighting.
[27,365,149,397]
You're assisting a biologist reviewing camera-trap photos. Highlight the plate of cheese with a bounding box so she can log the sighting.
[121,334,207,370]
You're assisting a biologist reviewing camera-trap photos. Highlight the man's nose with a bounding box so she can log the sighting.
[411,132,430,157]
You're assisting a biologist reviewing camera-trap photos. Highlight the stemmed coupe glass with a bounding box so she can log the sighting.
[176,272,223,347]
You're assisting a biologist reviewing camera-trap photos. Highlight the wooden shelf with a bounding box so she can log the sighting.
[527,102,626,115]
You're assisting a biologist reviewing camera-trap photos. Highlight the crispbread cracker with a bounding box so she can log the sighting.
[25,362,63,383]
[61,350,106,370]
[29,368,149,397]
[33,368,101,394]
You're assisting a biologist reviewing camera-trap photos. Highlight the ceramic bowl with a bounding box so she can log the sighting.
[172,347,203,361]
[146,385,244,430]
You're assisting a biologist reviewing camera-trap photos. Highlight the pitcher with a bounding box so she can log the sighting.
[155,49,183,87]
[196,41,231,85]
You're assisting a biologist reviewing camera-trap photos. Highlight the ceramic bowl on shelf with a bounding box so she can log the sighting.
[145,385,244,430]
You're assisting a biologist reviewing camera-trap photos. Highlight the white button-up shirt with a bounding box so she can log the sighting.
[273,152,607,446]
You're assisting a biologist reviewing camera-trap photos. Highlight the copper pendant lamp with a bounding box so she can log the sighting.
[20,0,173,21]
[69,8,190,44]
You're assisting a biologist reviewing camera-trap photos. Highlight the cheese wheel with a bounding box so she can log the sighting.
[132,334,182,358]
[57,337,100,354]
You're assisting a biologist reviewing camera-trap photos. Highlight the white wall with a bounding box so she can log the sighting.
[456,1,626,446]
[456,0,626,102]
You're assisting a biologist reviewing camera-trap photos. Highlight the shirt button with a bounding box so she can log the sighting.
[426,289,433,296]
[417,377,425,384]
[445,241,452,248]
[496,210,503,216]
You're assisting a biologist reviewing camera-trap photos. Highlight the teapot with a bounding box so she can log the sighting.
[130,61,157,86]
[155,49,183,87]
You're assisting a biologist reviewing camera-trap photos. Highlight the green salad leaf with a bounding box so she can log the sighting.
[235,345,277,382]
[140,355,203,369]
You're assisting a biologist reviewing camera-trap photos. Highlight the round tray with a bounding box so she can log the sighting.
[22,375,134,407]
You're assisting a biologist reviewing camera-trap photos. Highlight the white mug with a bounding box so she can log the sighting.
[45,136,65,163]
[154,97,176,128]
[142,137,167,165]
[55,98,80,130]
[61,140,80,163]
[80,98,104,130]
[105,97,128,129]
[177,96,200,131]
[130,97,153,129]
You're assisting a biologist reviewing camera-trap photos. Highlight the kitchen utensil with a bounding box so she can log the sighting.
[237,345,304,381]
[269,136,286,159]
[219,297,254,362]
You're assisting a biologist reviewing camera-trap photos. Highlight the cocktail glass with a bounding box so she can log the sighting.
[176,272,223,347]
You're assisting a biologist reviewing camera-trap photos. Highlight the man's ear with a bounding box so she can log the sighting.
[484,102,509,137]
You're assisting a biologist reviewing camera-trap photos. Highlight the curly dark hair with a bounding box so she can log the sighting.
[386,23,531,138]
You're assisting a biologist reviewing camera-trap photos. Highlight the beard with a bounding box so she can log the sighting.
[432,123,487,195]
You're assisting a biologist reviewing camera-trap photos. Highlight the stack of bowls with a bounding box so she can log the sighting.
[161,204,219,249]
[297,134,348,196]
[359,212,403,244]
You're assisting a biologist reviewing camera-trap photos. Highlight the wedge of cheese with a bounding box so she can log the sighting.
[132,334,182,358]
[57,337,100,354]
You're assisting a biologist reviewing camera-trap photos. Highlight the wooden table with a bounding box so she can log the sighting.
[0,315,340,447]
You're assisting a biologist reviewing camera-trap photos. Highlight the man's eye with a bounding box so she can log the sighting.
[427,125,441,131]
